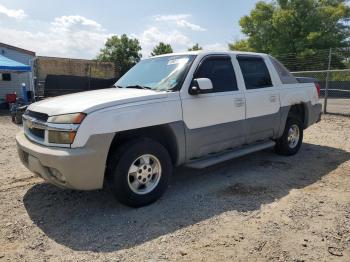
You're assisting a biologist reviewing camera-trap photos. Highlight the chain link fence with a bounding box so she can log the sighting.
[275,48,350,116]
[292,69,350,116]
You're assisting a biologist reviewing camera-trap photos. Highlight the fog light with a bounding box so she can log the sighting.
[49,168,66,183]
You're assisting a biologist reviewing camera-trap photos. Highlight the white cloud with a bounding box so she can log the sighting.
[176,20,206,32]
[154,14,206,32]
[0,11,222,59]
[0,4,26,19]
[203,43,228,51]
[0,15,110,58]
[133,26,193,56]
[154,14,190,22]
[52,15,104,32]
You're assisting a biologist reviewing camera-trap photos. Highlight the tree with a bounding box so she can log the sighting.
[151,42,173,56]
[228,40,253,52]
[229,0,350,70]
[97,34,142,76]
[188,43,203,51]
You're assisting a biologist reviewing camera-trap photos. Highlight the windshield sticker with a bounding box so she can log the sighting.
[167,58,189,65]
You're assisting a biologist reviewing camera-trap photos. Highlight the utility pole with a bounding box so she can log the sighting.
[324,48,332,114]
[88,64,91,90]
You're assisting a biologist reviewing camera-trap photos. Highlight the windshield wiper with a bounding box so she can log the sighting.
[124,85,153,90]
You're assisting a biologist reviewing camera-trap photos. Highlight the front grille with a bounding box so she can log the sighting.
[23,111,47,144]
[28,127,45,139]
[26,110,48,122]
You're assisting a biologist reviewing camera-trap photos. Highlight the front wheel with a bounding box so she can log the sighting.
[108,138,172,207]
[275,118,303,156]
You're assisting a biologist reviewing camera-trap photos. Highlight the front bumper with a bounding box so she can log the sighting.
[16,131,114,190]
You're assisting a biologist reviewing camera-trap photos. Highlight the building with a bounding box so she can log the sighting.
[34,56,116,97]
[0,42,35,100]
[0,42,116,101]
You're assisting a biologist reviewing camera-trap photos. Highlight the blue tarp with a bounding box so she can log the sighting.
[0,54,31,72]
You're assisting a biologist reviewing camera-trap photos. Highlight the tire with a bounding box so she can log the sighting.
[275,117,303,156]
[108,138,172,207]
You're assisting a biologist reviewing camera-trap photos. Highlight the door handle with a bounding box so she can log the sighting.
[269,95,278,103]
[234,98,245,107]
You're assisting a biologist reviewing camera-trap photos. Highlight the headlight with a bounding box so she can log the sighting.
[48,113,86,124]
[48,130,76,144]
[47,113,85,144]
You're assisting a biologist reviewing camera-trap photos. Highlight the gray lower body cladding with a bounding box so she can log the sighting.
[172,103,321,164]
[185,120,246,160]
[184,109,282,160]
[305,102,322,128]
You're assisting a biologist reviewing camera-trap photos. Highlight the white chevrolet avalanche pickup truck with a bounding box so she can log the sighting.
[16,51,322,207]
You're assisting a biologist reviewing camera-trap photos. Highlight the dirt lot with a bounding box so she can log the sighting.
[0,114,349,262]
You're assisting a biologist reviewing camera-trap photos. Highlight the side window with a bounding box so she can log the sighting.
[194,57,238,92]
[1,73,11,81]
[237,56,272,90]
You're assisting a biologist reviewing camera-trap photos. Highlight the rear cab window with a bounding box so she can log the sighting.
[237,55,273,90]
[269,56,298,84]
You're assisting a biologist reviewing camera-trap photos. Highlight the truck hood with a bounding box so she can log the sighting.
[29,88,168,116]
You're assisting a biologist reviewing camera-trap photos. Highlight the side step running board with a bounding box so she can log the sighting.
[185,140,276,169]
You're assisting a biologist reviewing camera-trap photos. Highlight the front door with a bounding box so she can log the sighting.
[180,55,246,160]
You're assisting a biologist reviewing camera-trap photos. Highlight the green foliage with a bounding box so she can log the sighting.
[293,70,350,81]
[97,34,142,76]
[229,0,350,70]
[151,42,173,56]
[188,43,203,51]
[330,71,350,81]
[228,39,254,52]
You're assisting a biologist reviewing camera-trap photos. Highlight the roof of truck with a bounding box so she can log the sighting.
[150,50,268,58]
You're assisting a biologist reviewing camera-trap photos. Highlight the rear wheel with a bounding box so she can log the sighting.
[108,138,172,207]
[275,118,303,156]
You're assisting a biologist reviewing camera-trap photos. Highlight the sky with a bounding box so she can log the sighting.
[0,0,260,59]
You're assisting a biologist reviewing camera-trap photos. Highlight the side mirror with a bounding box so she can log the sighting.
[189,78,213,95]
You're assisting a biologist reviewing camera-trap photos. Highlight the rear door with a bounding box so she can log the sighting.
[236,55,281,143]
[180,55,246,159]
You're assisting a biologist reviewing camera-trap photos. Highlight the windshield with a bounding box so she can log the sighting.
[115,55,196,91]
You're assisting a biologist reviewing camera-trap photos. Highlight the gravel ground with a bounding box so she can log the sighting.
[0,114,349,261]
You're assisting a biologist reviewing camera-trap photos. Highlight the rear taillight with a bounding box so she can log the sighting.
[315,82,321,98]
